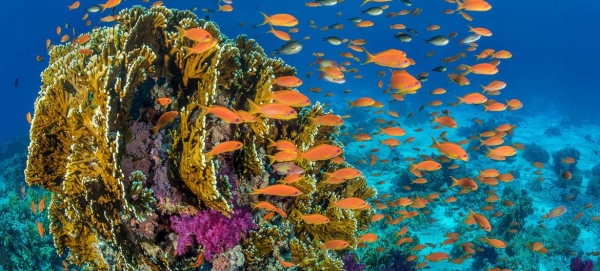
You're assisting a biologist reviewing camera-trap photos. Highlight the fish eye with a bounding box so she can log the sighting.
[236,118,240,121]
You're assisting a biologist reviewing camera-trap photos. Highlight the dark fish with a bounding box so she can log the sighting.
[348,17,362,23]
[316,0,338,6]
[432,66,447,72]
[205,15,210,21]
[274,40,302,55]
[417,76,428,82]
[362,7,383,16]
[323,36,343,45]
[394,33,412,43]
[401,0,412,6]
[87,5,101,13]
[407,28,419,35]
[425,35,449,46]
[14,78,18,87]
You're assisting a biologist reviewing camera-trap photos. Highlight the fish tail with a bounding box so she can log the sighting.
[480,85,488,93]
[431,115,438,124]
[360,0,370,7]
[408,164,417,173]
[149,125,160,135]
[450,176,458,188]
[247,99,261,115]
[322,172,331,182]
[455,0,463,11]
[174,26,186,39]
[478,139,485,148]
[259,91,273,101]
[198,104,210,119]
[250,187,262,195]
[376,127,385,135]
[482,104,489,113]
[266,138,278,148]
[362,48,374,65]
[266,155,277,165]
[455,95,464,104]
[99,4,107,12]
[203,152,214,160]
[346,100,354,109]
[258,12,270,26]
[429,135,439,149]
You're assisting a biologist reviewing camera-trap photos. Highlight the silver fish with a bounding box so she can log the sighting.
[274,40,302,55]
[401,0,412,6]
[348,17,363,23]
[394,33,412,43]
[316,0,338,6]
[362,7,383,16]
[87,5,101,13]
[323,36,343,45]
[460,34,481,45]
[432,66,447,72]
[425,35,449,46]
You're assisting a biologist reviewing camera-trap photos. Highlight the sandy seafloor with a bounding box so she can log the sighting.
[327,98,600,270]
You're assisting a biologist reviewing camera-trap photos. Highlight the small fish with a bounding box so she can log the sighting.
[87,5,101,13]
[323,36,343,45]
[273,40,302,55]
[394,33,412,43]
[425,35,449,46]
[432,66,446,72]
[362,7,383,16]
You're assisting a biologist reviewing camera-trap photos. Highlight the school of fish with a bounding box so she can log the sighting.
[28,0,600,270]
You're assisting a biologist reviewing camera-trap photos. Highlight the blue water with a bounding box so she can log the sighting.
[1,0,600,270]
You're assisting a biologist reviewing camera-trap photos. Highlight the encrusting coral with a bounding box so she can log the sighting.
[24,5,375,271]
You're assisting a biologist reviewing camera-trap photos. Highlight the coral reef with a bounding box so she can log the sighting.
[570,256,594,271]
[521,143,550,163]
[23,5,375,271]
[544,126,562,136]
[342,252,366,271]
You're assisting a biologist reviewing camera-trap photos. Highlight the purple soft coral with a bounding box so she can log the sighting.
[342,252,366,271]
[570,256,594,271]
[170,207,256,260]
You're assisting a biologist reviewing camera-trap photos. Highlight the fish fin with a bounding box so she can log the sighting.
[257,12,269,26]
[247,99,261,115]
[174,26,186,39]
[266,155,277,165]
[449,176,459,188]
[361,47,374,65]
[429,135,439,149]
[455,95,464,104]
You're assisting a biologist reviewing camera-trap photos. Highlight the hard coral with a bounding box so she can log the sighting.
[170,207,256,260]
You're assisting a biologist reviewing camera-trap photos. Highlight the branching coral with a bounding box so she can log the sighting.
[25,5,375,271]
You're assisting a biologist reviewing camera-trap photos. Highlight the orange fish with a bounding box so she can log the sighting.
[251,184,302,197]
[182,38,218,56]
[37,221,44,237]
[424,252,450,262]
[38,197,46,212]
[150,111,178,134]
[430,136,468,161]
[390,70,421,93]
[267,26,290,41]
[299,144,342,161]
[321,239,350,250]
[329,197,369,210]
[258,13,298,27]
[218,4,233,12]
[300,214,330,225]
[273,76,303,87]
[277,257,296,268]
[309,114,344,126]
[456,0,492,12]
[362,48,409,69]
[30,200,37,214]
[156,98,172,106]
[68,1,80,10]
[462,63,498,75]
[465,208,491,231]
[100,0,122,12]
[409,160,441,172]
[251,201,277,211]
[323,168,362,181]
[267,139,298,153]
[358,233,379,243]
[174,26,213,42]
[260,90,310,107]
[204,141,243,159]
[450,176,478,191]
[456,92,487,104]
[432,115,457,128]
[247,100,297,120]
[199,105,242,124]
